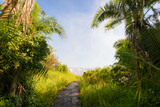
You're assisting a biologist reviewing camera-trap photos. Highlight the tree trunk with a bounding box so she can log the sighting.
[1,0,35,33]
[1,0,19,19]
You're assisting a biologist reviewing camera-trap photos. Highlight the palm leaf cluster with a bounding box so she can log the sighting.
[1,0,66,36]
[92,0,160,105]
[141,25,160,66]
[113,38,136,70]
[92,0,160,70]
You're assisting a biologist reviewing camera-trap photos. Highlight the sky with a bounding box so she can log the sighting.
[37,0,125,68]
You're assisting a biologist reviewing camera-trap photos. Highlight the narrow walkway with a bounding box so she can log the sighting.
[52,81,81,107]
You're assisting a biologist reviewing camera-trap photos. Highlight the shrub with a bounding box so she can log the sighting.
[54,63,69,72]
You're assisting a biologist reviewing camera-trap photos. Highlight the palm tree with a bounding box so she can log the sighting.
[92,0,160,80]
[1,0,66,36]
[1,0,35,33]
[0,0,66,99]
[28,7,66,37]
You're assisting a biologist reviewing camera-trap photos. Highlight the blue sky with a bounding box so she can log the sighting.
[37,0,125,68]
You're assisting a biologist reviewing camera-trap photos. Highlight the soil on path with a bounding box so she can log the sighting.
[52,81,81,107]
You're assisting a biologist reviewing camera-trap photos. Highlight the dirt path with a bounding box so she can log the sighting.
[52,81,81,107]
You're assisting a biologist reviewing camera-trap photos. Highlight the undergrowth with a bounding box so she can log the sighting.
[30,70,80,107]
[79,80,136,107]
[79,68,138,107]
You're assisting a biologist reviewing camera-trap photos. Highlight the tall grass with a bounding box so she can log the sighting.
[30,70,80,107]
[79,80,136,107]
[80,66,160,107]
[79,68,137,107]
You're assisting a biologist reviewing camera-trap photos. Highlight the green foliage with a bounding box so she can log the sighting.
[90,0,160,106]
[114,38,136,70]
[43,46,58,69]
[30,69,79,107]
[0,69,79,107]
[28,2,66,37]
[0,97,15,107]
[83,67,112,84]
[81,61,160,106]
[80,82,136,107]
[140,26,160,66]
[91,1,124,30]
[54,63,69,72]
[0,1,66,106]
[110,64,131,86]
[0,20,50,94]
[91,0,160,71]
[80,68,136,107]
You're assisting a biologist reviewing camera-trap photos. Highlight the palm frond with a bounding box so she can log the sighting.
[91,1,124,28]
[42,16,66,37]
[141,25,160,66]
[28,2,66,37]
[105,18,124,30]
[91,7,104,28]
[114,39,136,70]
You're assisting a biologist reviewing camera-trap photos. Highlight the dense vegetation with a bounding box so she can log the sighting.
[1,0,160,107]
[80,0,160,106]
[0,0,78,106]
[80,67,135,107]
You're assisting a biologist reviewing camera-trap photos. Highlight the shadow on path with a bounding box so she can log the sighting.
[52,81,81,107]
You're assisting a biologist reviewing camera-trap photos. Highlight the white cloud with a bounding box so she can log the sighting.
[49,0,125,68]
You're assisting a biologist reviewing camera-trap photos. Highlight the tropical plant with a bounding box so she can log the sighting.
[1,0,66,36]
[92,0,160,80]
[1,0,35,33]
[92,0,160,105]
[113,38,136,70]
[0,0,66,106]
[28,2,66,37]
